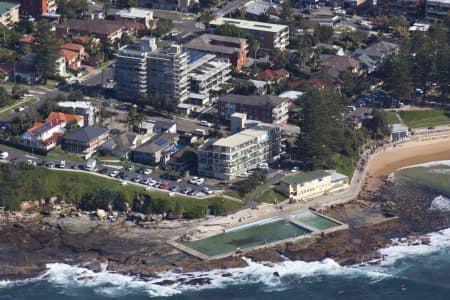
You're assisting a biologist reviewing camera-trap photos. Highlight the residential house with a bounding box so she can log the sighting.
[167,147,196,173]
[254,68,289,83]
[244,1,280,20]
[309,9,341,27]
[352,41,399,73]
[276,170,349,201]
[58,101,97,126]
[154,120,177,134]
[59,49,80,71]
[184,34,248,72]
[19,112,83,151]
[56,19,125,43]
[217,93,289,125]
[198,126,281,180]
[0,2,19,27]
[62,126,109,156]
[130,133,178,165]
[210,17,289,50]
[319,55,361,78]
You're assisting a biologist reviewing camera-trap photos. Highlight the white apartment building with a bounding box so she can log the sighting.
[426,0,450,22]
[115,7,154,29]
[115,37,189,102]
[0,2,19,27]
[187,52,232,102]
[210,17,289,50]
[198,126,281,180]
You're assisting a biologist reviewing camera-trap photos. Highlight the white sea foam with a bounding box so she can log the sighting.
[430,195,450,212]
[18,255,388,298]
[372,228,450,267]
[398,160,450,170]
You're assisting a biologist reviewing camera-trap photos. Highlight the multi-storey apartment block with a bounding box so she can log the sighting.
[426,0,450,22]
[198,126,281,180]
[209,17,289,50]
[17,0,57,18]
[115,37,189,103]
[0,2,19,27]
[217,94,289,125]
[377,0,425,21]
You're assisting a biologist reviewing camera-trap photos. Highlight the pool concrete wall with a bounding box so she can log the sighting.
[170,210,349,261]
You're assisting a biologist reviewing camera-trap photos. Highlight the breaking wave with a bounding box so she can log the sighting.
[430,195,450,212]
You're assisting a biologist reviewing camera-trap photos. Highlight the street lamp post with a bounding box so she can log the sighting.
[254,47,260,71]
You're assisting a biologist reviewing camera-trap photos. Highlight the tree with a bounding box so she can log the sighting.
[199,0,220,8]
[33,20,61,84]
[383,48,413,99]
[115,0,138,8]
[216,24,245,38]
[364,109,390,139]
[154,18,175,36]
[57,0,89,19]
[0,87,13,107]
[316,25,334,42]
[339,70,356,98]
[280,0,292,23]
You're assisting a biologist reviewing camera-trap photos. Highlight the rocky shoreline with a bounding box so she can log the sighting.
[0,176,449,284]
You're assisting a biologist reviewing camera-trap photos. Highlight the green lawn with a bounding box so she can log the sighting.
[386,111,400,124]
[332,154,357,177]
[399,110,450,128]
[0,164,242,216]
[256,188,286,203]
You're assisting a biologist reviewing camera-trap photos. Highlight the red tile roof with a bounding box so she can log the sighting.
[46,112,83,123]
[59,49,79,62]
[19,34,35,44]
[62,43,84,53]
[42,132,64,144]
[254,69,288,81]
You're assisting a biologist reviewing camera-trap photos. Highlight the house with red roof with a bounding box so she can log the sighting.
[254,68,289,83]
[19,112,84,151]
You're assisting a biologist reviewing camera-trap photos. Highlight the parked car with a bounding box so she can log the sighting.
[132,176,142,183]
[181,187,191,194]
[46,162,55,168]
[188,189,197,196]
[0,151,8,159]
[126,165,135,171]
[199,120,211,127]
[71,163,79,170]
[291,166,300,173]
[99,168,109,174]
[168,185,179,192]
[110,170,120,178]
[194,178,205,185]
[141,178,150,185]
[143,168,152,175]
[159,181,170,189]
[201,187,213,195]
[258,163,269,170]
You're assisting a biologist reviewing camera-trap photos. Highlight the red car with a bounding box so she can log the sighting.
[159,181,170,189]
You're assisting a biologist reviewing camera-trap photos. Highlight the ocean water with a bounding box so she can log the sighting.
[1,161,450,300]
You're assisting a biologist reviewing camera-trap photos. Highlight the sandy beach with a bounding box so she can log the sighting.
[365,135,450,190]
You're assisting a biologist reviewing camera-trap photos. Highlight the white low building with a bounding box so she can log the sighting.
[277,170,349,201]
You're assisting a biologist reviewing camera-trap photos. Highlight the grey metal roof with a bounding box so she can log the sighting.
[218,93,286,107]
[64,126,108,142]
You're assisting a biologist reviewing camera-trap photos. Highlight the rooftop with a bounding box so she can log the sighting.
[134,133,177,153]
[58,101,93,110]
[281,170,331,185]
[184,34,247,55]
[63,126,108,142]
[219,94,287,107]
[116,7,153,19]
[213,128,268,148]
[210,17,288,33]
[390,123,409,132]
[0,2,19,15]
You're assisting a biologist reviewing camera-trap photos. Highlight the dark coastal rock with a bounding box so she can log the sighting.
[185,277,212,285]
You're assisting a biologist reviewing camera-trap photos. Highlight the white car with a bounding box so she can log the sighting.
[0,151,8,159]
[291,167,299,173]
[143,168,152,175]
[109,170,120,178]
[195,178,205,185]
[199,120,211,127]
[201,187,213,195]
[238,172,249,178]
[258,163,269,170]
